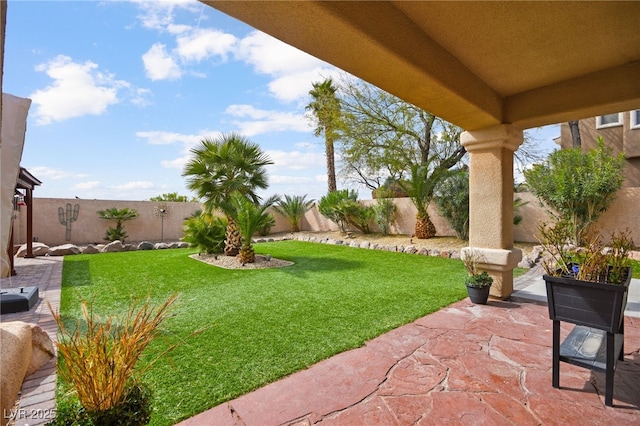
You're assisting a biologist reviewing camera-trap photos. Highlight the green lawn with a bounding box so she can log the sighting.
[59,241,476,425]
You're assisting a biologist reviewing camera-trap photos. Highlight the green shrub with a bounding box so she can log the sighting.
[373,193,396,235]
[524,137,624,245]
[318,189,374,233]
[181,211,226,254]
[435,169,469,240]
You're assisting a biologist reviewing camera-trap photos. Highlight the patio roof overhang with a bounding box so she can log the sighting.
[203,1,640,131]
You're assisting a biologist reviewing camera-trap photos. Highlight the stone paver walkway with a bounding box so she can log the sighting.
[179,298,640,425]
[1,256,62,426]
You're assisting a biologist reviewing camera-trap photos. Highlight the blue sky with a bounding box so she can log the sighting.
[4,0,559,202]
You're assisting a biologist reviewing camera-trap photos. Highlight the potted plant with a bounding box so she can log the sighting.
[461,249,493,304]
[539,223,634,331]
[538,222,634,406]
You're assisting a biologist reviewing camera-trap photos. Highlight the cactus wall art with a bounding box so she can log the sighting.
[58,203,80,241]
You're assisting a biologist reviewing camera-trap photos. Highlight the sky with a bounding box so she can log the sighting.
[4,0,560,202]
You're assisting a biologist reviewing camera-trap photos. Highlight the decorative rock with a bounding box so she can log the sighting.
[123,244,137,251]
[0,322,32,426]
[155,242,169,250]
[418,248,430,256]
[404,245,417,254]
[82,245,100,254]
[359,241,370,249]
[387,245,397,252]
[254,238,266,243]
[440,250,450,258]
[430,249,441,257]
[16,242,50,258]
[48,244,81,256]
[102,240,125,252]
[175,242,190,248]
[349,241,359,248]
[137,241,154,250]
[450,251,461,260]
[26,324,55,376]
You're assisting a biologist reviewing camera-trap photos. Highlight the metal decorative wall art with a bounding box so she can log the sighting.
[58,203,80,241]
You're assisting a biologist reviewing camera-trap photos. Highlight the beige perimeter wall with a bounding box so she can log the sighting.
[11,190,640,247]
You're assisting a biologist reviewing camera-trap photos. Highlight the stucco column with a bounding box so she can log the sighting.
[461,124,523,299]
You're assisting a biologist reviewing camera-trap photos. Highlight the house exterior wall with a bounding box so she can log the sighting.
[560,111,640,187]
[11,192,640,248]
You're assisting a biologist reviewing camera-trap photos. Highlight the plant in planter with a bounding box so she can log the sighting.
[538,221,634,406]
[461,249,493,304]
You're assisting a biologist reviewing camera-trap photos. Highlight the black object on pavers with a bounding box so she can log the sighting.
[0,286,39,314]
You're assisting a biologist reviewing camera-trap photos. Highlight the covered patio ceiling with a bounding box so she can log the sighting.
[204,1,640,132]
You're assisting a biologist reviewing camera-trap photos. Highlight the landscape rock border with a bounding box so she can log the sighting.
[15,240,190,257]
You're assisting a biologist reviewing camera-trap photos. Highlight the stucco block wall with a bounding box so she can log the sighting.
[12,198,202,246]
[11,192,640,248]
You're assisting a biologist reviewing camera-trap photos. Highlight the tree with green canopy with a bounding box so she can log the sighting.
[182,133,273,256]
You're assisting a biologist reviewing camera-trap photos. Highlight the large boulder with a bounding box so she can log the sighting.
[102,240,125,252]
[82,245,101,254]
[137,241,155,251]
[0,322,54,426]
[48,244,81,256]
[15,242,50,258]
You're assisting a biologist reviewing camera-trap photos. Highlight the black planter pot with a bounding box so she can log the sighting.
[466,285,490,304]
[544,267,631,332]
[544,266,632,407]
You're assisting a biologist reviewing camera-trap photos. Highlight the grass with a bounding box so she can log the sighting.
[58,241,504,425]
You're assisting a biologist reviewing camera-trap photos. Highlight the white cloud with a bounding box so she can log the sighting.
[142,43,182,81]
[132,0,200,31]
[225,105,308,136]
[136,129,222,170]
[26,166,88,180]
[112,181,155,191]
[265,150,326,171]
[176,28,237,62]
[235,31,324,75]
[30,55,124,125]
[74,181,102,190]
[268,67,342,103]
[269,175,316,185]
[136,130,201,146]
[233,31,341,103]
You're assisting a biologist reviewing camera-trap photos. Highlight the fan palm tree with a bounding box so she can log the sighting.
[231,193,280,264]
[306,78,341,193]
[400,164,442,239]
[273,194,315,232]
[183,133,273,256]
[96,207,139,243]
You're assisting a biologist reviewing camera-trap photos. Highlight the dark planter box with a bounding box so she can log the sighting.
[544,267,631,333]
[544,266,632,406]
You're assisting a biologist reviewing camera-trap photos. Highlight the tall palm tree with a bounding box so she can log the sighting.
[182,133,273,256]
[231,193,279,264]
[306,78,341,193]
[273,194,315,232]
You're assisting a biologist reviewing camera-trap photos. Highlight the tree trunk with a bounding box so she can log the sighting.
[326,137,337,192]
[224,216,241,257]
[568,121,581,148]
